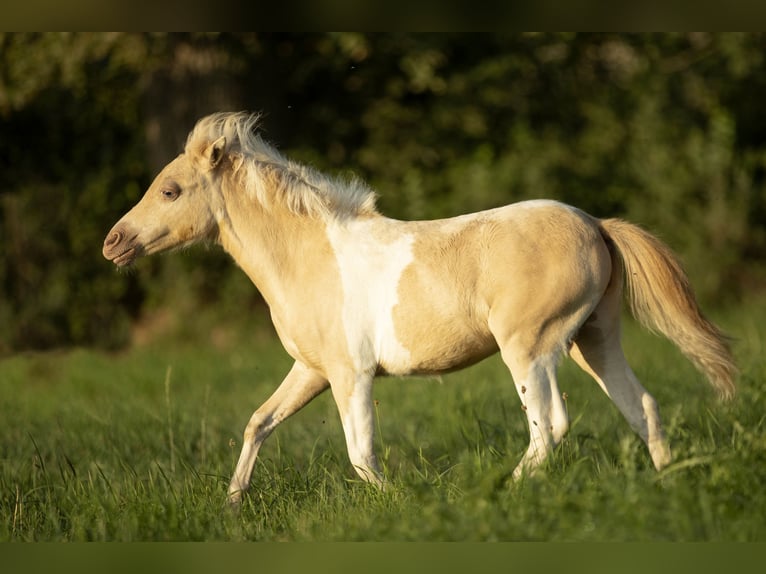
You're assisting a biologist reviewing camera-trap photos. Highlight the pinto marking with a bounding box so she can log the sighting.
[327,219,416,376]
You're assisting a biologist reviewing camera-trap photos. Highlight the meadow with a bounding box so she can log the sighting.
[1,301,764,541]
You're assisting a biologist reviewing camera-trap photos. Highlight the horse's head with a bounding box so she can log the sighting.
[103,135,227,267]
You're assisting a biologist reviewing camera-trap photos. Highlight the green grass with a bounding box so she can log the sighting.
[1,303,765,541]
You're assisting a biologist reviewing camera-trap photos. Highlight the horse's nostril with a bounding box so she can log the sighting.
[105,230,123,247]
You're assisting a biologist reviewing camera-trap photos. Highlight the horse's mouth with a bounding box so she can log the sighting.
[110,246,139,267]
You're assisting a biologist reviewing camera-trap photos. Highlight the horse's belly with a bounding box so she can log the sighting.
[408,333,499,375]
[379,315,498,376]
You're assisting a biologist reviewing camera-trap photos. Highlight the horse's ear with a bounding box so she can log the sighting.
[205,136,226,170]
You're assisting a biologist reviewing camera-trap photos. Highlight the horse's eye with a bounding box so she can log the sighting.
[161,185,180,201]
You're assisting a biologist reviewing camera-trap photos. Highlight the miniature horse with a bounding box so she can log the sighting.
[103,112,736,505]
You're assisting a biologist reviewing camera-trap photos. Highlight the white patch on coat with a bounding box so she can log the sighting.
[326,219,415,374]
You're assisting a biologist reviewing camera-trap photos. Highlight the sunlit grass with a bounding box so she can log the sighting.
[1,302,764,541]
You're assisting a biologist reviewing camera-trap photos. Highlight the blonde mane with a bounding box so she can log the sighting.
[185,112,378,220]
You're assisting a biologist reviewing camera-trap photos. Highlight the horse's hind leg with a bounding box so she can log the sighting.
[499,341,569,478]
[569,285,672,470]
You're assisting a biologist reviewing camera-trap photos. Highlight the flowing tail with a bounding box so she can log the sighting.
[599,218,737,400]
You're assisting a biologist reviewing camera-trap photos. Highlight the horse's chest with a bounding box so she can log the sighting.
[328,226,416,373]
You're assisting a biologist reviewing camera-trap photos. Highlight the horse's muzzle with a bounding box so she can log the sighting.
[103,226,141,267]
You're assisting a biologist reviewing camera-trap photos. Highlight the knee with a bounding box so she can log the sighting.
[243,412,274,443]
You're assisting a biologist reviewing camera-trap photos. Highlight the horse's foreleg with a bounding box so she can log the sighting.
[328,370,384,487]
[228,361,329,506]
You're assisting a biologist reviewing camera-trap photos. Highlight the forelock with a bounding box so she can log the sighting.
[184,112,262,159]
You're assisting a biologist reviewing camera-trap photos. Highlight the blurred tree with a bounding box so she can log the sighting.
[1,33,150,350]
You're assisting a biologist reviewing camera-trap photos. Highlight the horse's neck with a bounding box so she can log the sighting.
[216,193,329,311]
